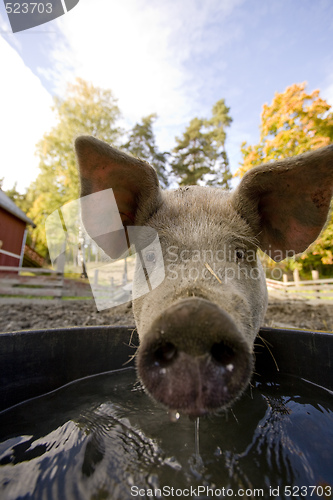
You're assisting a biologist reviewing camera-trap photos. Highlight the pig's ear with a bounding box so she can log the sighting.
[75,135,162,225]
[75,135,162,258]
[232,146,333,261]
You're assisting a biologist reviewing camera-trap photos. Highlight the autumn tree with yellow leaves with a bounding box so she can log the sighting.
[238,83,333,275]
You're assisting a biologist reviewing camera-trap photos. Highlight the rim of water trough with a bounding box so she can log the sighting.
[0,326,332,413]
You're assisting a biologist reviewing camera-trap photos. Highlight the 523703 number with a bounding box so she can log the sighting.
[285,485,332,497]
[5,3,53,14]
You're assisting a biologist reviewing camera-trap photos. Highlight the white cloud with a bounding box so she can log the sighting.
[58,1,190,124]
[0,36,54,192]
[44,0,244,151]
[0,9,22,51]
[1,0,331,198]
[0,0,244,196]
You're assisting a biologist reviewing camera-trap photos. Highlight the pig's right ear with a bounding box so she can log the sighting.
[75,135,162,257]
[232,145,333,261]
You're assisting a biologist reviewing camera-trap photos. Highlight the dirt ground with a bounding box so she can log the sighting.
[0,297,333,333]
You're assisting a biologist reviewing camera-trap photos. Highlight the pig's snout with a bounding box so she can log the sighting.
[137,298,253,417]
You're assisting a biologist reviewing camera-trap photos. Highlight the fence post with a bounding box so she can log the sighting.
[56,241,66,275]
[19,229,28,269]
[312,269,320,299]
[283,273,288,298]
[293,269,300,286]
[123,257,128,285]
[311,270,319,280]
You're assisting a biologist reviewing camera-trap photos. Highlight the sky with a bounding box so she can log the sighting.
[0,0,333,193]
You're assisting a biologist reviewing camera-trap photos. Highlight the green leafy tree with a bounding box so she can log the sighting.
[122,114,168,188]
[205,99,233,187]
[171,117,213,185]
[4,183,30,213]
[171,99,232,187]
[237,82,333,275]
[3,183,39,249]
[301,219,333,273]
[27,78,122,256]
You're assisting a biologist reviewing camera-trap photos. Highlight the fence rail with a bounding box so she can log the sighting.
[0,266,58,274]
[1,266,333,304]
[266,278,333,303]
[0,267,64,298]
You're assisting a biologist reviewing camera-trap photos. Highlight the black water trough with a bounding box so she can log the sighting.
[0,325,332,412]
[0,326,333,500]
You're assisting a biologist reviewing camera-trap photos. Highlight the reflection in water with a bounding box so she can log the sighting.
[0,368,332,500]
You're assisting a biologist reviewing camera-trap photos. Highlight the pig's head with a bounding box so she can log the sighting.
[75,136,333,417]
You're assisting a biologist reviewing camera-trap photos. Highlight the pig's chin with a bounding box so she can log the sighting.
[136,298,254,417]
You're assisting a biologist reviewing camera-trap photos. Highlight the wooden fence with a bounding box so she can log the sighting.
[0,266,64,298]
[0,266,130,302]
[1,266,333,304]
[90,268,131,307]
[266,277,333,303]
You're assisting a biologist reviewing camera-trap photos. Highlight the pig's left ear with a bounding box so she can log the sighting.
[75,135,162,226]
[232,145,333,261]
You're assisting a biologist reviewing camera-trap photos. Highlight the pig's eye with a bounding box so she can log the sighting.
[145,251,156,263]
[236,249,246,262]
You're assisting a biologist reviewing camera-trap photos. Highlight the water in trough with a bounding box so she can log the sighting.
[0,368,332,500]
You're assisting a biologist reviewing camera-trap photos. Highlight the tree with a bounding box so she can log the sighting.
[237,82,333,177]
[171,117,213,186]
[205,99,233,187]
[4,183,30,214]
[237,82,333,275]
[171,99,232,187]
[26,78,122,256]
[122,114,169,188]
[301,220,333,271]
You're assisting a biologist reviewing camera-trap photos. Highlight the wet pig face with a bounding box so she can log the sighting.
[133,187,268,416]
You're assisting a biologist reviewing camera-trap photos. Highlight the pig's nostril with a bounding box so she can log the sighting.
[210,341,235,366]
[153,342,177,366]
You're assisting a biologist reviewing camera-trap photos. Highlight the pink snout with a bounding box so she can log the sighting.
[137,298,253,417]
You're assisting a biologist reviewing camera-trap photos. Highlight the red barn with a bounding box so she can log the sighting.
[0,190,36,268]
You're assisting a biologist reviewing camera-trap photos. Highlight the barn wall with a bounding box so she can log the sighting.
[0,208,26,266]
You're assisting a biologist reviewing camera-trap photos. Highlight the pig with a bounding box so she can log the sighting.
[75,136,333,417]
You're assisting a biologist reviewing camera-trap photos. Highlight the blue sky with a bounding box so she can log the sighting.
[1,0,333,192]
